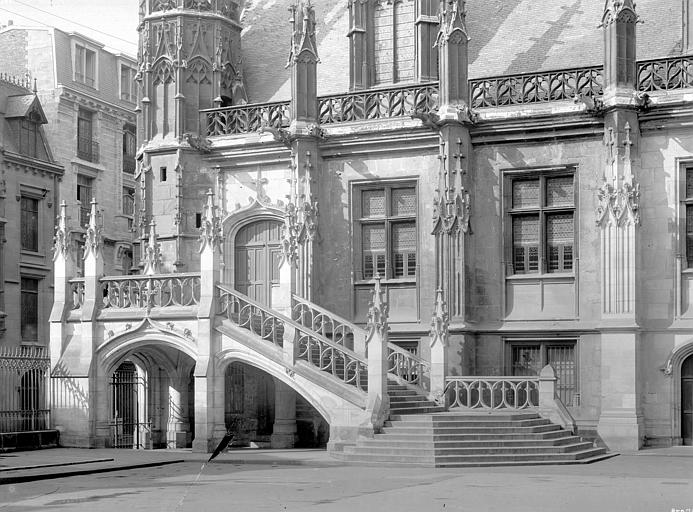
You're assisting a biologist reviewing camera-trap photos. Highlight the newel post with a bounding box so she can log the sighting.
[366,275,389,430]
[82,199,104,321]
[49,201,74,370]
[429,288,449,403]
[198,189,222,318]
[538,364,577,434]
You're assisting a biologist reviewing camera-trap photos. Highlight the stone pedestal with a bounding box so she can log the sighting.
[270,379,297,448]
[597,330,644,451]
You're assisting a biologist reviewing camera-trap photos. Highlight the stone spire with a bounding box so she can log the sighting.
[83,199,102,260]
[288,0,319,127]
[198,189,223,254]
[143,221,162,275]
[366,275,389,341]
[436,0,471,119]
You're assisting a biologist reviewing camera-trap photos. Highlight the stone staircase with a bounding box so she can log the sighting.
[336,382,615,467]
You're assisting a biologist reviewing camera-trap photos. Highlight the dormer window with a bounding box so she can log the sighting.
[74,43,97,88]
[19,117,39,158]
[5,95,49,160]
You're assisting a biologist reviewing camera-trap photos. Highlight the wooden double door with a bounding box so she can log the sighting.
[234,220,283,306]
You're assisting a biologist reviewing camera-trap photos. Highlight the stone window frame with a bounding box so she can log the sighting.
[119,61,138,104]
[504,337,580,408]
[503,166,578,278]
[71,38,100,90]
[20,275,41,343]
[352,180,418,284]
[681,162,693,270]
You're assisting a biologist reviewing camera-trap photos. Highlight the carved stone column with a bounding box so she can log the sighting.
[348,0,373,90]
[596,0,645,452]
[366,276,390,430]
[429,288,449,402]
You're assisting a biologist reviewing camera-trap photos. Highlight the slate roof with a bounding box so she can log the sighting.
[240,0,682,103]
[4,94,47,123]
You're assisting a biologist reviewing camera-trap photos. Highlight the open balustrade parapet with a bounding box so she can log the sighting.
[445,376,540,411]
[99,273,201,310]
[638,55,693,92]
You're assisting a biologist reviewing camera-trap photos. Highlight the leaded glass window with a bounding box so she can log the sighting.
[357,184,417,280]
[508,172,575,274]
[20,197,39,252]
[686,168,693,268]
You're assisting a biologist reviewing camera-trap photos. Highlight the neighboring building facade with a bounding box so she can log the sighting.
[48,0,693,454]
[0,26,138,275]
[0,73,63,431]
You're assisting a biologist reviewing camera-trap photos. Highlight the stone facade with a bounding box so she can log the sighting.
[0,26,137,276]
[48,0,693,453]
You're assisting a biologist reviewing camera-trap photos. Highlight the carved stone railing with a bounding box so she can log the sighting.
[318,82,439,124]
[638,55,693,92]
[290,294,429,391]
[387,344,429,390]
[218,286,368,391]
[100,273,201,310]
[203,101,291,136]
[291,294,362,350]
[444,376,539,410]
[470,66,604,108]
[149,0,240,20]
[69,278,85,311]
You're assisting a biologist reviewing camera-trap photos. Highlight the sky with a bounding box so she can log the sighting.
[0,0,139,55]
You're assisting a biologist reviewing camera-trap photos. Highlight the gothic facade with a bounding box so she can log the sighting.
[49,0,693,454]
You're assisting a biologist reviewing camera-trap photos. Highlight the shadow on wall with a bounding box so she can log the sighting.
[240,0,349,103]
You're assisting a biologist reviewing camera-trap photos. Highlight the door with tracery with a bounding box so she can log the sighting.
[234,220,282,306]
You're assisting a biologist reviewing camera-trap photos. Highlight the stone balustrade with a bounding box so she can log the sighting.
[638,55,693,92]
[100,273,201,310]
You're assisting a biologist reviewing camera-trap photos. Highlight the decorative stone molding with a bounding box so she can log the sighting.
[366,275,389,341]
[601,0,638,26]
[429,288,449,347]
[288,0,319,65]
[53,201,71,262]
[595,123,640,226]
[436,0,469,46]
[143,221,162,275]
[198,189,223,253]
[432,139,471,235]
[82,199,103,260]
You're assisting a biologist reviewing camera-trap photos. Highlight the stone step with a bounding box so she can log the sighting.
[376,432,576,443]
[349,441,595,456]
[387,406,447,415]
[389,395,434,403]
[386,417,552,428]
[378,429,572,441]
[388,412,542,422]
[340,447,608,465]
[382,424,562,434]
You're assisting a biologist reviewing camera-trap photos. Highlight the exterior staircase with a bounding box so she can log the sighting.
[335,382,614,467]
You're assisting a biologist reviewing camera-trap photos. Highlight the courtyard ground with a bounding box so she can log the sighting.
[0,447,692,512]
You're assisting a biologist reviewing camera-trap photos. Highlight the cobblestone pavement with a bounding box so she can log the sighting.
[0,448,692,512]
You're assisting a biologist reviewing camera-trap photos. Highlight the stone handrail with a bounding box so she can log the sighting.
[202,100,291,136]
[100,273,201,309]
[445,376,539,410]
[290,294,430,391]
[318,82,439,124]
[218,286,368,392]
[638,55,693,92]
[69,278,85,311]
[469,65,604,108]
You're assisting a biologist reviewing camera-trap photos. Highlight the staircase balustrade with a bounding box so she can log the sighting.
[69,278,85,311]
[291,294,429,392]
[100,274,201,310]
[445,376,539,411]
[219,286,368,391]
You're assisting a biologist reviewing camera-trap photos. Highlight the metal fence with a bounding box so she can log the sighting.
[0,345,51,433]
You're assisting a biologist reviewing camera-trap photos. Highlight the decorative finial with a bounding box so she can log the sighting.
[199,188,223,254]
[366,274,389,340]
[430,288,449,346]
[53,200,70,261]
[83,199,102,260]
[143,220,162,275]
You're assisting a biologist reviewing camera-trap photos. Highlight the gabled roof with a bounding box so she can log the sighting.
[4,94,47,124]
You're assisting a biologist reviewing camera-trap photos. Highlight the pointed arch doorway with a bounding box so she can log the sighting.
[234,219,283,306]
[683,354,693,445]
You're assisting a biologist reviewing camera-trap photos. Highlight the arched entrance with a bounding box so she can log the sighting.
[223,361,329,448]
[683,354,693,445]
[107,346,196,449]
[234,219,282,306]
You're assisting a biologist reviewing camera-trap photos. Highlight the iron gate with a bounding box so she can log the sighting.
[110,362,149,448]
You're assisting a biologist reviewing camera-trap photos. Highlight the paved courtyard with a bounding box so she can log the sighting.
[1,448,692,511]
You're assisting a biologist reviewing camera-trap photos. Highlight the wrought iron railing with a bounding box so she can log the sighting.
[203,101,291,136]
[638,55,693,92]
[0,345,51,433]
[69,278,85,311]
[318,82,439,124]
[218,286,368,392]
[469,66,604,109]
[100,273,201,309]
[444,376,539,410]
[290,294,429,390]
